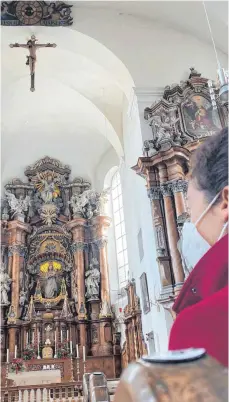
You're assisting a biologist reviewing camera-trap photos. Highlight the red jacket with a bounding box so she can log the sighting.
[169,234,228,367]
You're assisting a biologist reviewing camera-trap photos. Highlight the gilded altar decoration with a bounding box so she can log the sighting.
[7,304,16,324]
[40,203,58,226]
[2,155,120,379]
[40,260,61,274]
[1,2,73,26]
[42,345,53,359]
[34,275,67,308]
[34,172,61,204]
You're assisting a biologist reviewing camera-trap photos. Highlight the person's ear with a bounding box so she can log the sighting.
[221,186,228,222]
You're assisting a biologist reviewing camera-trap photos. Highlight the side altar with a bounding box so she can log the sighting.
[1,156,121,381]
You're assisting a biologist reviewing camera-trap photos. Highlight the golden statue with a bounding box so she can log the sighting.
[42,339,53,359]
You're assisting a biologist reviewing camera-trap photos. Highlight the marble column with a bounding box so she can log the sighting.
[92,216,111,306]
[67,218,87,355]
[67,218,87,320]
[161,184,184,288]
[148,186,173,290]
[8,326,17,361]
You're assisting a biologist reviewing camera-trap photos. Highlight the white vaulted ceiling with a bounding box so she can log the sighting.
[1,1,228,189]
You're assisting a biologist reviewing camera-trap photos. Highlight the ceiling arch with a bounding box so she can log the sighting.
[1,25,135,187]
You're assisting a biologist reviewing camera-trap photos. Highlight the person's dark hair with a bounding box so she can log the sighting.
[190,127,228,203]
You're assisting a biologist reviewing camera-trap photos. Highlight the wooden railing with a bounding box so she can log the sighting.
[1,382,83,401]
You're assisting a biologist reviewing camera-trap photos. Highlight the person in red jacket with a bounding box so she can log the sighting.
[169,127,228,367]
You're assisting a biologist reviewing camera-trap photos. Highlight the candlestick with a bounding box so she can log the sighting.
[54,331,57,358]
[70,341,73,355]
[83,346,85,362]
[6,349,9,363]
[37,331,41,359]
[76,356,80,382]
[14,345,17,359]
[76,344,79,358]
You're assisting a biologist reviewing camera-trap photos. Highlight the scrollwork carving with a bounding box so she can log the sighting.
[71,242,86,253]
[170,180,188,193]
[160,184,173,197]
[147,187,161,200]
[94,238,108,249]
[8,245,27,257]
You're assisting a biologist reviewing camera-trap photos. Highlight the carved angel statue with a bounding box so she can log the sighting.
[94,189,109,216]
[85,258,100,299]
[0,260,12,305]
[150,113,180,149]
[5,191,30,219]
[69,193,84,217]
[69,189,108,219]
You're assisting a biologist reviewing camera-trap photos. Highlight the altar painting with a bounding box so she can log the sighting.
[183,95,221,137]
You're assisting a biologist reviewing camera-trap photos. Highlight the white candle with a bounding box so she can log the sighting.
[61,330,63,343]
[76,344,79,358]
[14,345,17,359]
[26,332,29,345]
[6,349,9,363]
[67,330,69,341]
[70,341,73,355]
[83,346,85,362]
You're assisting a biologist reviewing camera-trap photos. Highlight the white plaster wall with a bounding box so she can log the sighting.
[119,96,171,352]
[71,7,228,88]
[95,147,119,191]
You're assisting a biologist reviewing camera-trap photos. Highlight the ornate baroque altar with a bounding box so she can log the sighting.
[133,68,228,310]
[1,156,121,380]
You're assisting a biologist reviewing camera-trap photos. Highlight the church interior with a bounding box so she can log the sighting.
[1,1,228,401]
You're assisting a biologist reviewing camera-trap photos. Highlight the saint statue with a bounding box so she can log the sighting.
[44,262,58,299]
[34,172,60,204]
[5,190,30,219]
[0,261,12,305]
[85,258,100,300]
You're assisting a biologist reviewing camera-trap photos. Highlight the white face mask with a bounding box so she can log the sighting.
[180,193,228,273]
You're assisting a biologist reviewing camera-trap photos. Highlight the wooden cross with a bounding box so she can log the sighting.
[9,35,56,92]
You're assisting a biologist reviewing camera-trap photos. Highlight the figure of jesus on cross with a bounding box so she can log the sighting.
[9,35,56,92]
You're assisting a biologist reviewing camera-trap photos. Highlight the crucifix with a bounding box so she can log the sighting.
[9,35,56,92]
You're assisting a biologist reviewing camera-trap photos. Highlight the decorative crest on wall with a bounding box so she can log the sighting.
[1,1,73,26]
[144,68,226,156]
